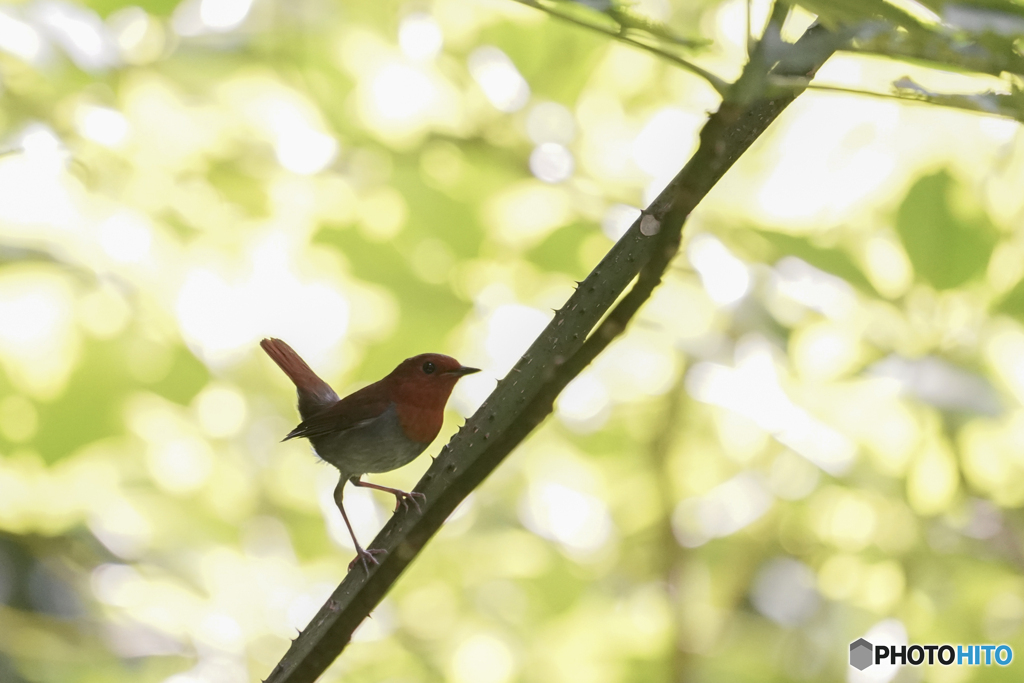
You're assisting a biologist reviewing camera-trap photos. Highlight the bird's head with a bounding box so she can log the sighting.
[387,353,480,408]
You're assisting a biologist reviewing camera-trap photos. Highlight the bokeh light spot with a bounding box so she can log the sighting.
[399,12,443,61]
[529,143,574,184]
[451,633,516,683]
[687,234,750,306]
[194,383,248,439]
[468,46,529,113]
[199,0,253,31]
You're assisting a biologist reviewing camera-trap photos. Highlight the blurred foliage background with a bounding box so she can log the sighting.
[2,0,1024,681]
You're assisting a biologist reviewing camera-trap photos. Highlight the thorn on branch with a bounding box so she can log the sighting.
[640,214,661,236]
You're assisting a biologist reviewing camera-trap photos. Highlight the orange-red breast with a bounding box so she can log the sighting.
[260,338,479,571]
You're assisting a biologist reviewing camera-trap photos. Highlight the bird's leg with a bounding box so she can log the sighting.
[334,477,386,572]
[350,476,427,513]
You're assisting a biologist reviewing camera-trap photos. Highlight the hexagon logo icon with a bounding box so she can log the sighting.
[850,638,873,670]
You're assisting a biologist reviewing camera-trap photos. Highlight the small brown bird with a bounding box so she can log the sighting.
[261,338,479,571]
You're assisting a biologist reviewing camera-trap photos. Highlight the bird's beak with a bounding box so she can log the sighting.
[446,366,481,377]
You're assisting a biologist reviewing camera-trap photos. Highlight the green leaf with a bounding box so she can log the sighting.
[895,171,997,290]
[756,231,878,295]
[994,278,1024,321]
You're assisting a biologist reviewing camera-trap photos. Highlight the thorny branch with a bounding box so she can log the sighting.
[264,13,843,683]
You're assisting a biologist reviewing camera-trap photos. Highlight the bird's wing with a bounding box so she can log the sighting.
[282,383,391,441]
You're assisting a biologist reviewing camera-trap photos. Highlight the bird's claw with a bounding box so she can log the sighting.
[393,490,426,513]
[348,547,387,573]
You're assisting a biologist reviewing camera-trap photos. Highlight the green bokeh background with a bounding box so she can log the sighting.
[2,1,1024,682]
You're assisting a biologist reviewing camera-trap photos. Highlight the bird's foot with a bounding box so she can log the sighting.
[350,478,427,514]
[348,546,387,573]
[392,489,426,513]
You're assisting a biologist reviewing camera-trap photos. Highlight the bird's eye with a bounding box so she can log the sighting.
[422,361,436,374]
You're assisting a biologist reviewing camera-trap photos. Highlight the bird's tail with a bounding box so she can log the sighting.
[260,338,339,418]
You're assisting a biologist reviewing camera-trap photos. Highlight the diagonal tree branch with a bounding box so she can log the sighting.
[264,17,844,683]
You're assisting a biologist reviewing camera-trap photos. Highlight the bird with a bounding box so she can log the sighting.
[260,338,480,572]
